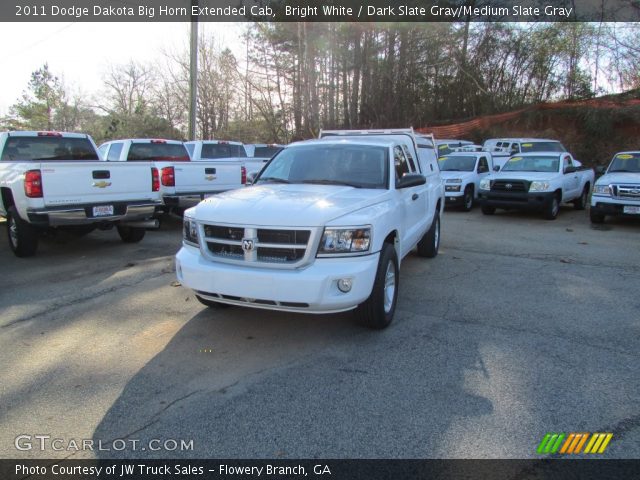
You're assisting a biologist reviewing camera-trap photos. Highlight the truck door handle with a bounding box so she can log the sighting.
[205,168,216,174]
[92,170,110,179]
[412,193,419,201]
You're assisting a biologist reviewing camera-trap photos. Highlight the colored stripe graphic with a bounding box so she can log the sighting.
[540,433,613,455]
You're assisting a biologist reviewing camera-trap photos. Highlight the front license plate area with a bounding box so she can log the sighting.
[623,205,640,214]
[92,205,114,217]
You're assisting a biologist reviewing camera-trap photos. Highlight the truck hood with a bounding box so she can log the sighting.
[490,171,557,181]
[192,184,388,226]
[597,172,640,185]
[440,171,475,181]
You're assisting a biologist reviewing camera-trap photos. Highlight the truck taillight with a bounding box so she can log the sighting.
[241,166,247,184]
[151,139,167,144]
[24,169,43,198]
[37,131,62,137]
[152,167,160,191]
[161,166,175,187]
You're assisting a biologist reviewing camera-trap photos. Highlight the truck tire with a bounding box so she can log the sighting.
[543,193,560,220]
[195,295,231,309]
[589,208,605,224]
[417,212,440,258]
[573,185,589,210]
[6,206,39,257]
[462,186,474,211]
[117,226,146,243]
[481,205,496,215]
[355,243,398,330]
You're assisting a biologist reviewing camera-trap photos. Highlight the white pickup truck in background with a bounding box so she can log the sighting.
[439,151,494,211]
[99,139,245,212]
[590,151,640,224]
[184,140,265,177]
[245,143,284,159]
[0,131,162,256]
[483,138,567,169]
[177,130,444,330]
[478,151,594,220]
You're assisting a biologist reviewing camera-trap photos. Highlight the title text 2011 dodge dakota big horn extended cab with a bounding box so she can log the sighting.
[176,136,444,329]
[478,152,594,220]
[0,131,162,257]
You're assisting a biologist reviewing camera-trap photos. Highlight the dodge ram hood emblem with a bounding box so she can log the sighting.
[242,239,255,252]
[92,181,112,188]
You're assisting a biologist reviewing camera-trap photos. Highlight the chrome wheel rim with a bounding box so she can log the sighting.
[465,192,472,209]
[383,261,396,314]
[552,199,559,216]
[8,216,18,248]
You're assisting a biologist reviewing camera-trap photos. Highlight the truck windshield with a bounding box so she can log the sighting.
[256,144,388,189]
[127,143,189,161]
[1,136,98,161]
[438,155,477,172]
[502,155,560,172]
[608,153,640,173]
[253,145,282,158]
[201,143,247,159]
[520,142,565,153]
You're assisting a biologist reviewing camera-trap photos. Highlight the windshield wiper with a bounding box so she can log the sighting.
[301,179,362,188]
[258,177,290,184]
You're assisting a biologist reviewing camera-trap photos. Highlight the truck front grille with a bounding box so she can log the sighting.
[613,184,640,200]
[492,180,529,192]
[201,223,314,267]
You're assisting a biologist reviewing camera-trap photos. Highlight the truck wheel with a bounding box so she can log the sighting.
[543,193,560,220]
[354,243,398,330]
[462,186,474,211]
[417,212,440,258]
[589,209,605,224]
[7,206,39,257]
[481,205,495,215]
[573,185,588,210]
[117,226,146,243]
[195,295,231,309]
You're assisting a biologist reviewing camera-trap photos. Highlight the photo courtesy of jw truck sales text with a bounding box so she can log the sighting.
[0,1,639,479]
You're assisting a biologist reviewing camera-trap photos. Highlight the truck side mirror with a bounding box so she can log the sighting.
[493,165,500,172]
[396,173,426,189]
[595,166,606,175]
[564,166,577,174]
[246,171,259,185]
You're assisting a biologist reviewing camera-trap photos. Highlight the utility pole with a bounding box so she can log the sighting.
[188,0,198,140]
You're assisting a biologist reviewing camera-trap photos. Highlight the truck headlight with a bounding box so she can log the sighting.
[183,216,199,246]
[318,227,371,255]
[479,179,491,190]
[593,184,611,196]
[529,181,550,192]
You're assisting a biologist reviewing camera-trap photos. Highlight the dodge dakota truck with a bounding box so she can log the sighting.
[590,151,640,224]
[176,134,443,329]
[0,131,162,257]
[478,152,594,220]
[439,151,494,211]
[99,139,245,211]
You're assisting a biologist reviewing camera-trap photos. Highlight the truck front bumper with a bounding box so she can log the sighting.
[176,245,380,314]
[27,201,161,227]
[444,192,465,207]
[590,197,640,217]
[478,190,556,210]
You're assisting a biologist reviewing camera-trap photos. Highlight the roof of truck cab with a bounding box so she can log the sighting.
[486,138,560,143]
[102,138,183,144]
[291,137,397,147]
[185,140,244,145]
[509,152,566,157]
[3,131,88,138]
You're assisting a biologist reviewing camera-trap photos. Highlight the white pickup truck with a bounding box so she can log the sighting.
[0,131,162,257]
[483,138,567,169]
[176,131,444,329]
[184,140,265,177]
[590,151,640,224]
[439,151,494,211]
[478,152,594,220]
[99,139,245,211]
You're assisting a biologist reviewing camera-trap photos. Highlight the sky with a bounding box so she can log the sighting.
[0,22,244,115]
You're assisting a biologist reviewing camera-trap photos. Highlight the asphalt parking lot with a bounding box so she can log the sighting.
[0,206,638,459]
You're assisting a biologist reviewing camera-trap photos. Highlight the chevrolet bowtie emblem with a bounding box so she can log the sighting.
[205,175,217,181]
[92,181,112,188]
